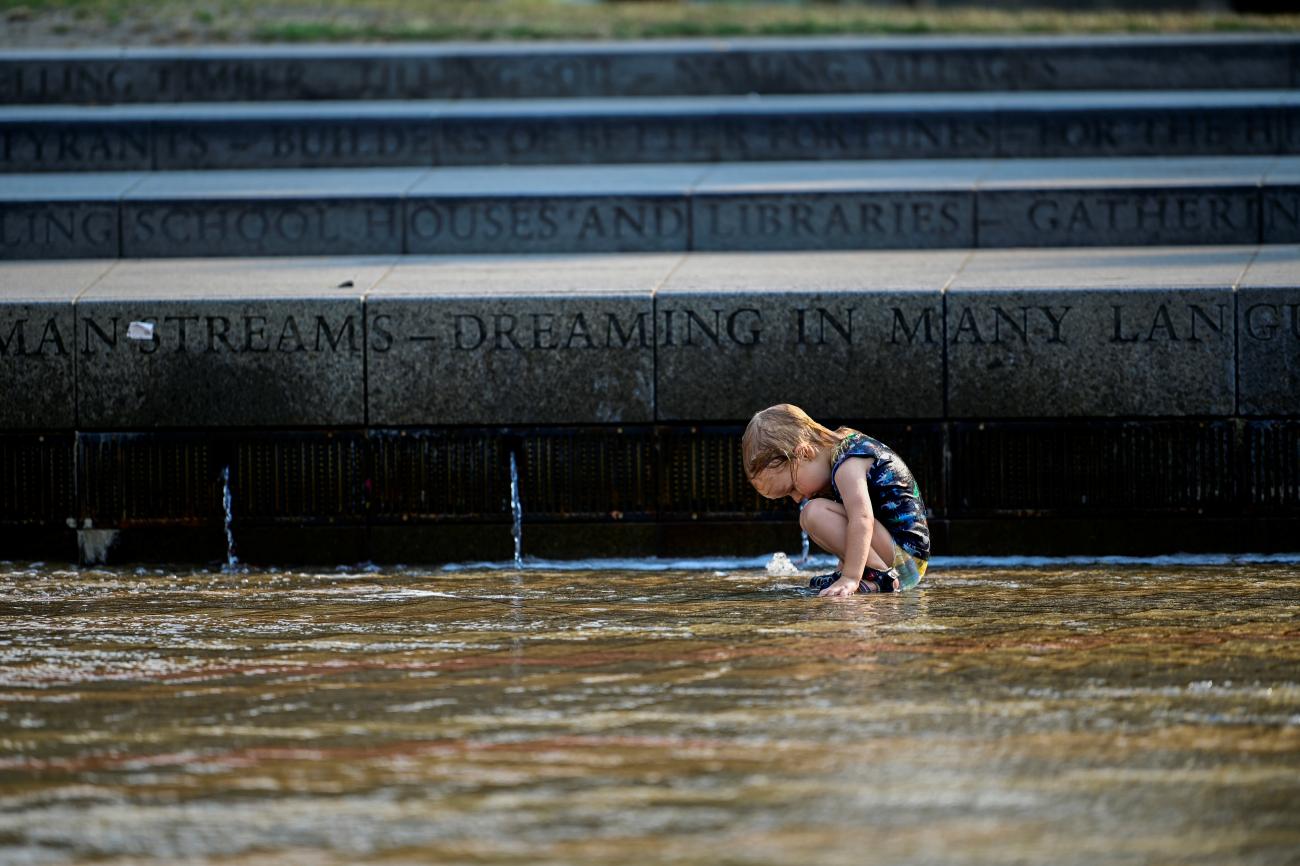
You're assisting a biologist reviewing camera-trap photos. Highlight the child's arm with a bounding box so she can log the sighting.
[818,458,876,598]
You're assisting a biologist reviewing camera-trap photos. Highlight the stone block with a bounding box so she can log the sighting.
[946,246,1250,417]
[152,106,436,170]
[1239,245,1300,416]
[0,261,113,428]
[75,258,393,427]
[1263,158,1300,244]
[122,169,422,257]
[404,166,698,254]
[995,92,1297,159]
[692,161,980,251]
[431,102,723,166]
[0,174,136,260]
[977,157,1268,247]
[431,96,1003,166]
[0,50,139,104]
[655,251,960,421]
[0,114,153,172]
[366,254,673,424]
[720,103,996,162]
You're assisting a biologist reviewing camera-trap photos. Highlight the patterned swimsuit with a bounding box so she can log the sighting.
[827,431,931,564]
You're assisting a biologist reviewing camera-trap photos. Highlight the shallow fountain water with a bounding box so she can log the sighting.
[0,557,1297,865]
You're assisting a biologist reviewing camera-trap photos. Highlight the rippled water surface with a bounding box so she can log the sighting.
[1,558,1298,865]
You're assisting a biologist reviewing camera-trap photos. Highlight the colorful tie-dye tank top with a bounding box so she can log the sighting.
[828,430,930,561]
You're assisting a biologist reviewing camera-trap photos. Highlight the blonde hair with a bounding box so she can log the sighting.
[741,403,845,479]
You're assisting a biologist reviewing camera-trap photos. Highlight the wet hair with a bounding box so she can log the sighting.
[741,403,845,480]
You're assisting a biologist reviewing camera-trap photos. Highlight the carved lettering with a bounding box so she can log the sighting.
[278,317,307,353]
[606,311,650,349]
[408,201,563,242]
[0,318,68,356]
[0,319,26,355]
[81,316,118,354]
[77,313,358,354]
[951,305,1074,345]
[794,307,853,346]
[264,123,425,161]
[727,308,762,346]
[0,126,149,168]
[565,313,593,349]
[1265,192,1298,233]
[705,197,963,240]
[1,207,114,249]
[493,313,523,351]
[130,204,345,246]
[1110,303,1229,344]
[440,310,648,351]
[1025,194,1248,237]
[452,314,485,350]
[889,307,937,345]
[370,313,395,352]
[1245,303,1300,341]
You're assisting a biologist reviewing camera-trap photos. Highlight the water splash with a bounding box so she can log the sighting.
[221,465,239,572]
[799,529,810,564]
[509,451,523,570]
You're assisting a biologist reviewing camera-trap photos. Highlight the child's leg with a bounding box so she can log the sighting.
[799,499,896,573]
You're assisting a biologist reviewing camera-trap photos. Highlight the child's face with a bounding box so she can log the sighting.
[751,450,829,505]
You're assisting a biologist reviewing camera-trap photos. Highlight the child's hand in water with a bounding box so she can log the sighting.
[817,574,862,598]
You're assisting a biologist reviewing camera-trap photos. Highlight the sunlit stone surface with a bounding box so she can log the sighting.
[0,560,1296,864]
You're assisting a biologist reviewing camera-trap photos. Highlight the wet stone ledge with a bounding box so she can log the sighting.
[1,247,1297,430]
[0,260,112,429]
[1239,245,1300,416]
[945,246,1250,418]
[366,255,670,425]
[653,251,958,421]
[2,93,1297,173]
[1,37,1296,104]
[71,258,392,429]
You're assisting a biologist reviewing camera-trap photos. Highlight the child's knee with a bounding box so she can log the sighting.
[799,497,833,531]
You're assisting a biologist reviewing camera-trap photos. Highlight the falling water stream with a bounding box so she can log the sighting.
[221,464,238,571]
[509,451,523,569]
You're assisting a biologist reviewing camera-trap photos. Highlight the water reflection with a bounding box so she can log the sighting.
[0,560,1297,864]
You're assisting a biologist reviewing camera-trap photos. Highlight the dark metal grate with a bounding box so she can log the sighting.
[518,428,656,521]
[950,421,1236,516]
[79,433,219,527]
[658,425,786,520]
[1245,421,1300,510]
[368,429,508,522]
[234,433,366,525]
[0,434,74,526]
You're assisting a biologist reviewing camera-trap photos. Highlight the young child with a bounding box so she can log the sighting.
[741,403,930,597]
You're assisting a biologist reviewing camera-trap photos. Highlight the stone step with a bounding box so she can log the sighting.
[2,157,1296,259]
[4,90,1298,172]
[2,245,1295,432]
[2,35,1295,104]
